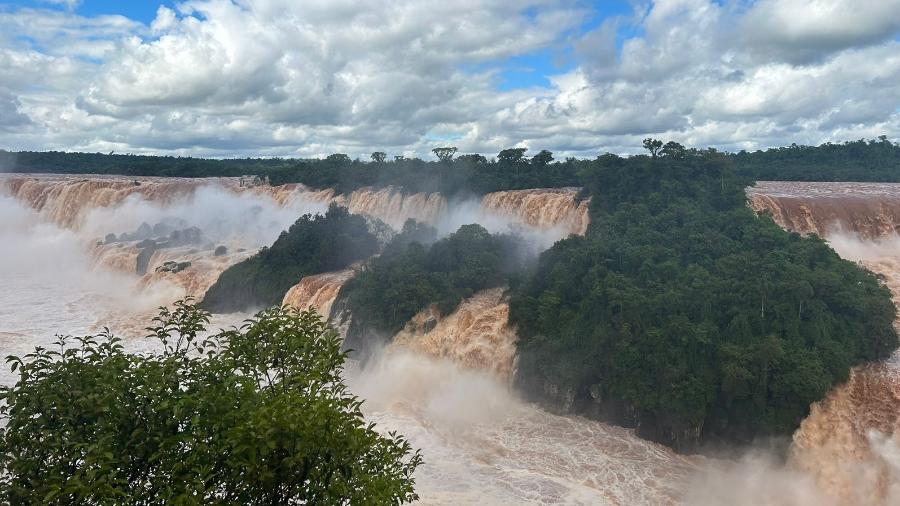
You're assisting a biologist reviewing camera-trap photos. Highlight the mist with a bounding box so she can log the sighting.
[437,196,576,253]
[347,347,697,505]
[0,196,181,383]
[824,229,900,263]
[81,184,330,248]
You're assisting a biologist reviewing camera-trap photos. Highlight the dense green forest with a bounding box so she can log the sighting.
[3,138,900,196]
[0,148,582,195]
[201,205,378,313]
[508,149,899,450]
[732,136,900,181]
[334,221,527,356]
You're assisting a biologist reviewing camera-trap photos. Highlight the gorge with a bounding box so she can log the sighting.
[3,171,900,505]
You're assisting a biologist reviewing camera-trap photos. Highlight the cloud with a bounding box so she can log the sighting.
[41,0,82,11]
[0,0,899,158]
[739,0,900,64]
[0,89,31,130]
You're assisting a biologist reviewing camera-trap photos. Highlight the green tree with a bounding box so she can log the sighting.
[0,301,422,505]
[337,222,527,354]
[431,147,458,162]
[642,138,663,158]
[457,153,487,164]
[371,151,387,163]
[660,141,686,159]
[325,153,351,164]
[510,147,899,451]
[532,149,554,166]
[498,147,527,163]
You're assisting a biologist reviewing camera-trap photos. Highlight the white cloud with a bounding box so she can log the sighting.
[41,0,82,11]
[739,0,900,63]
[0,0,899,158]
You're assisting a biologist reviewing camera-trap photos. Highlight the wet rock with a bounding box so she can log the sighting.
[136,222,153,239]
[423,316,438,334]
[136,246,157,276]
[156,261,191,274]
[168,226,203,247]
[104,233,118,244]
[589,383,603,403]
[214,245,228,256]
[152,222,174,236]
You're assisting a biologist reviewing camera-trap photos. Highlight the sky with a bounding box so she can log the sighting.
[0,0,899,159]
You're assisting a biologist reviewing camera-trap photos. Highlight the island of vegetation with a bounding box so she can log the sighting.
[201,204,379,313]
[333,221,527,357]
[508,147,899,451]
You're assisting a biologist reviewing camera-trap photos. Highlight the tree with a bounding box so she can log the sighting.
[532,149,554,166]
[498,147,528,163]
[339,223,528,354]
[325,153,351,165]
[457,153,487,164]
[660,141,686,159]
[642,138,663,158]
[0,301,422,505]
[431,147,458,162]
[371,151,387,163]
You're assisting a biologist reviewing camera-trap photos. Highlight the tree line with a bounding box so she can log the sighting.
[4,137,900,196]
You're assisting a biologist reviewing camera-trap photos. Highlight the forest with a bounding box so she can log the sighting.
[201,205,378,313]
[3,137,900,195]
[334,221,527,356]
[508,149,899,450]
[0,148,582,195]
[732,136,900,181]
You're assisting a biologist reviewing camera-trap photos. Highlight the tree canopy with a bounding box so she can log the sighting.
[0,301,421,505]
[201,204,378,313]
[335,221,528,356]
[4,137,900,198]
[509,150,899,450]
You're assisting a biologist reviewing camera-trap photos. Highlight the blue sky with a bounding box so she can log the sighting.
[4,0,638,92]
[5,0,176,24]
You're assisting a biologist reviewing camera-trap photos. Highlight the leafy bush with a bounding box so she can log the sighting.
[202,204,378,313]
[0,301,421,504]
